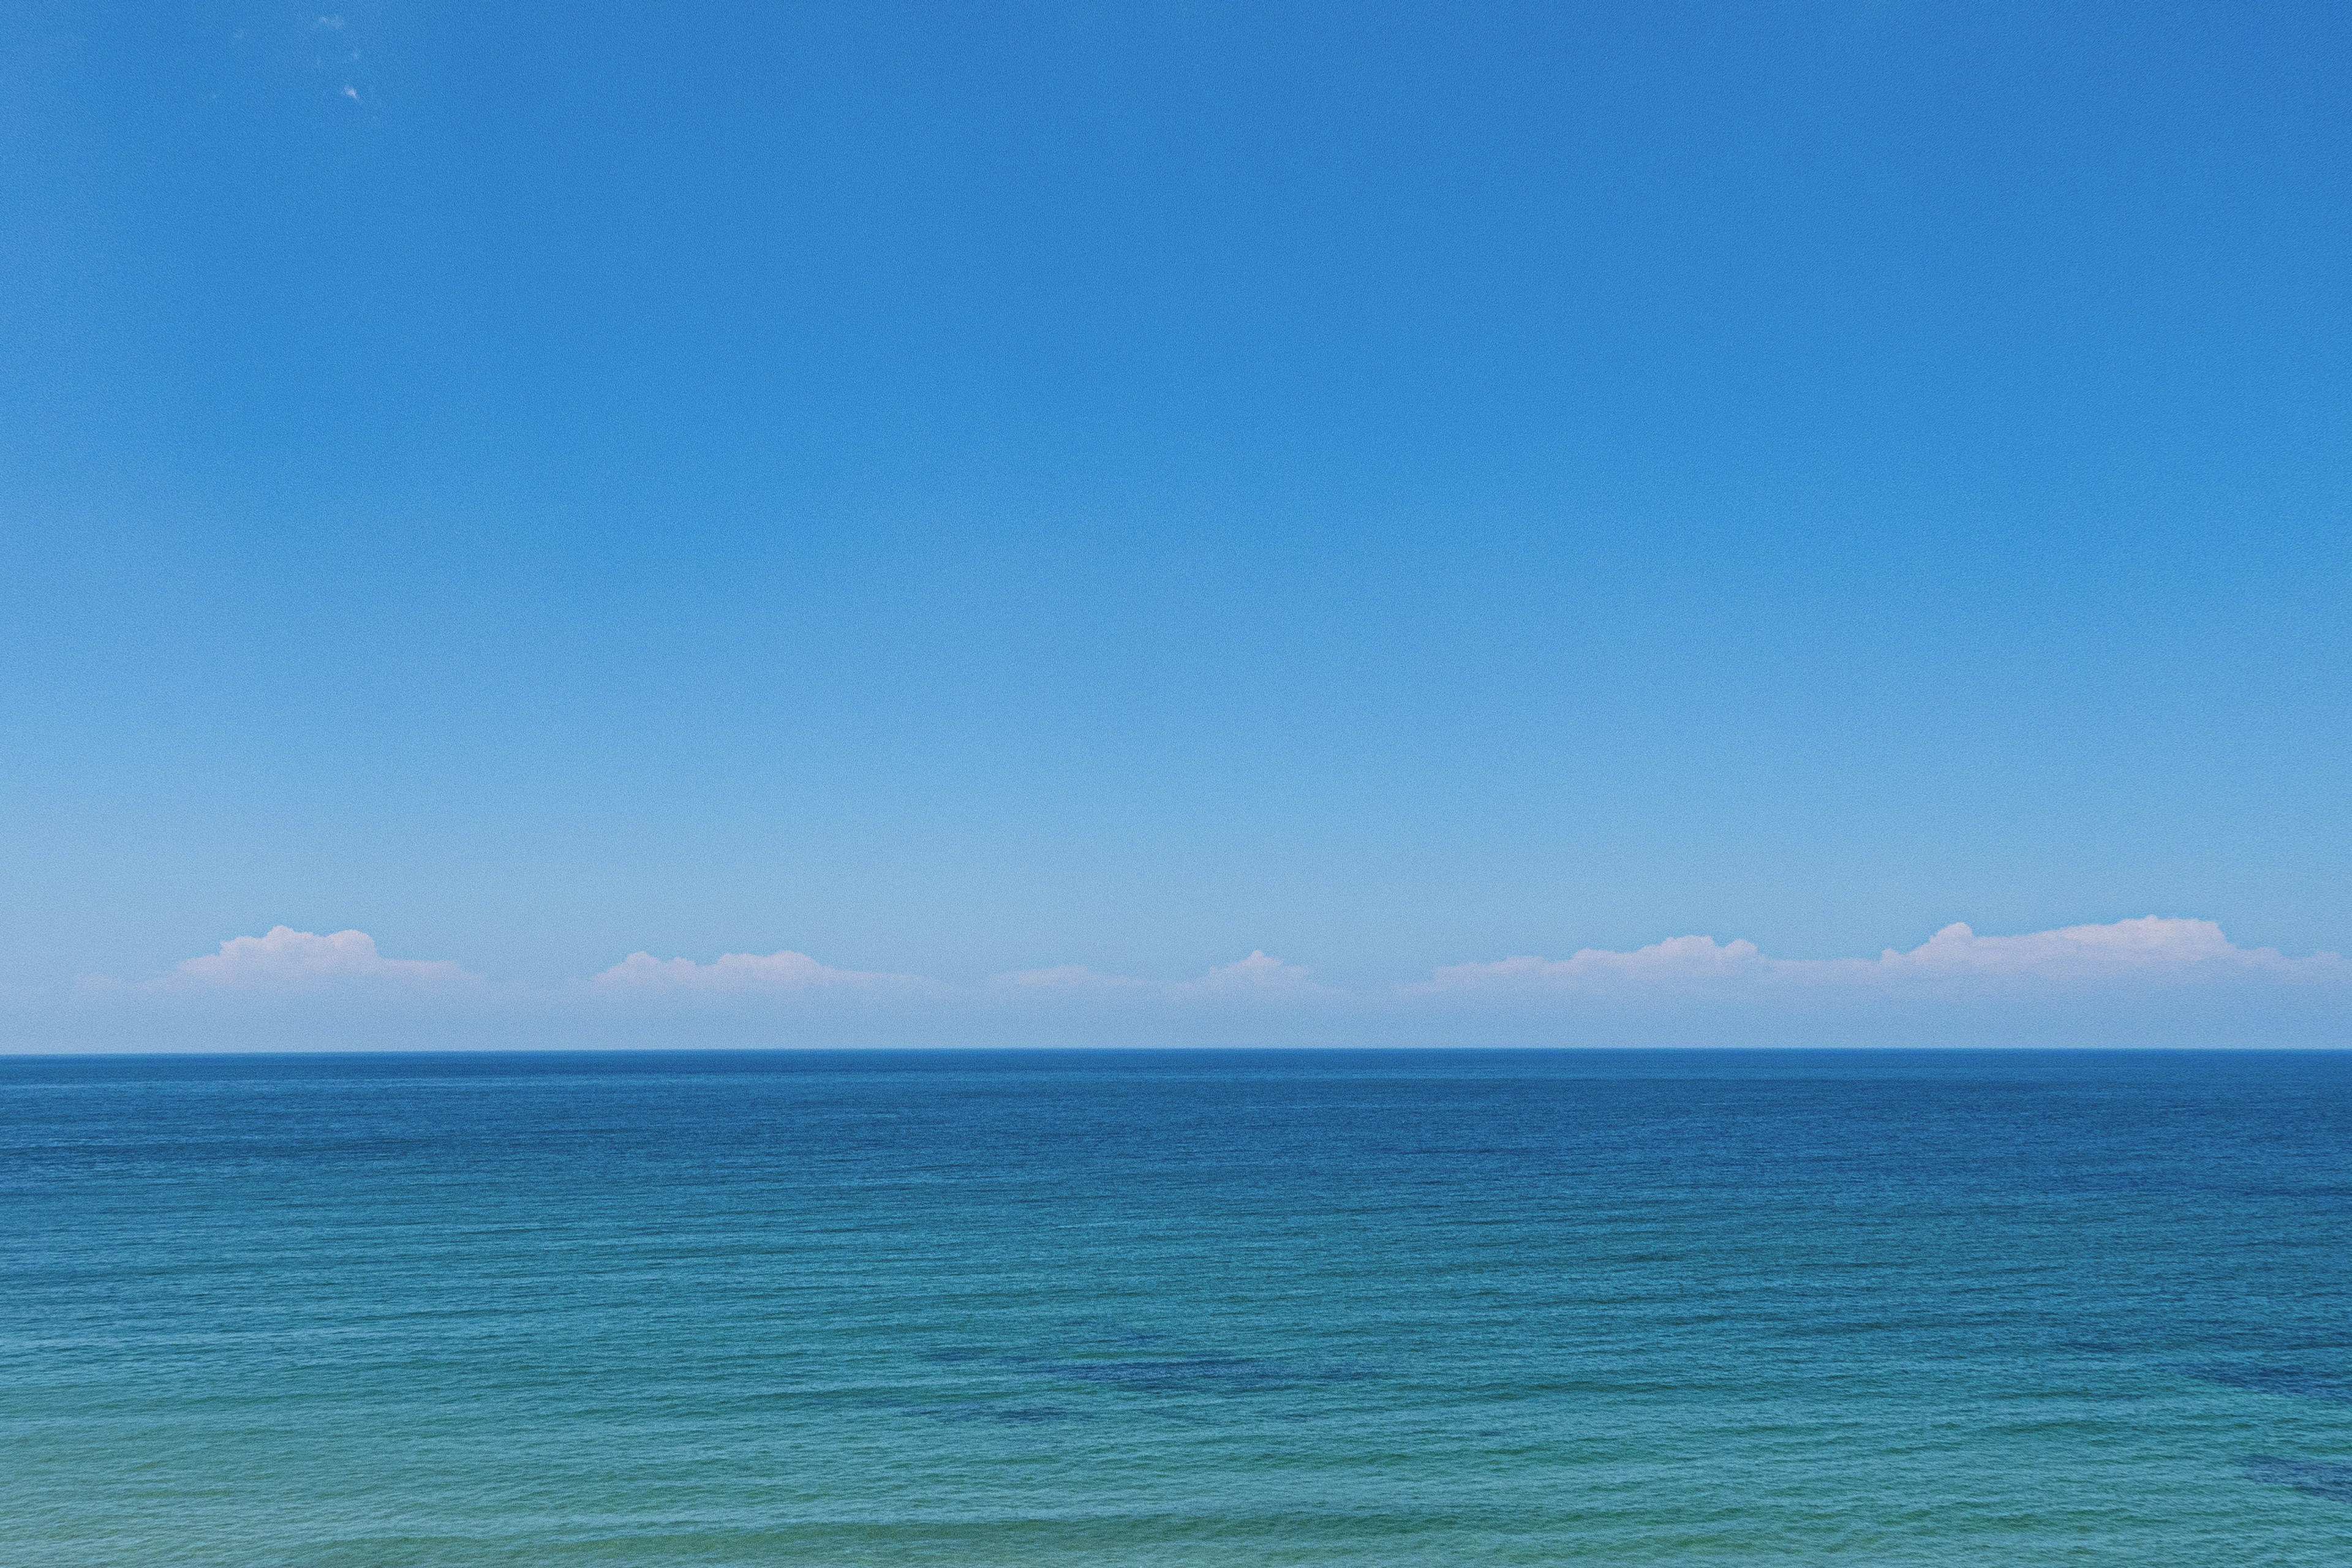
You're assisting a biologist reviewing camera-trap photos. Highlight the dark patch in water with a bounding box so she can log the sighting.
[2232,1184,2352,1202]
[2163,1324,2352,1354]
[1014,1354,1381,1394]
[2179,1363,2352,1406]
[919,1347,992,1363]
[894,1401,1085,1425]
[2242,1457,2352,1504]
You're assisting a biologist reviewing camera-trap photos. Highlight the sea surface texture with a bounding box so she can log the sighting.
[4,1049,2350,1565]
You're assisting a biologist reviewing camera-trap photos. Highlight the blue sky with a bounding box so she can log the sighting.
[4,2,2348,1047]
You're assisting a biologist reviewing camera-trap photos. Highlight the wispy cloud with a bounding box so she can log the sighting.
[586,948,931,998]
[987,964,1150,998]
[1167,950,1342,1004]
[986,952,1341,1005]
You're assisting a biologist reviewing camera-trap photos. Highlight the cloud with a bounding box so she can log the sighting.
[987,964,1150,997]
[587,948,930,998]
[1840,917,2299,982]
[55,916,2339,1056]
[150,927,482,996]
[1167,950,1342,1004]
[990,953,1343,1006]
[1419,935,1768,995]
[1411,917,2346,1001]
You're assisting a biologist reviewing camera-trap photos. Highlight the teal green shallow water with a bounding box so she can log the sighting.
[4,1049,2350,1564]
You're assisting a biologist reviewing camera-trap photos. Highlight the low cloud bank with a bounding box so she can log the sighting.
[1414,918,2345,1000]
[21,916,2346,1050]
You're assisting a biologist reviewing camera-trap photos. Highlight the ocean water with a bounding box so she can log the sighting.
[4,1049,2350,1566]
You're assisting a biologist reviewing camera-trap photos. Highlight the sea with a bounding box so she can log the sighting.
[4,1049,2349,1565]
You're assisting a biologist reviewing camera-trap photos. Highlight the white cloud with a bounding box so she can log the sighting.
[1167,951,1341,1004]
[1418,935,1767,995]
[151,927,482,995]
[587,948,930,998]
[1409,917,2346,1001]
[90,916,2344,1048]
[1845,917,2277,981]
[990,954,1344,1006]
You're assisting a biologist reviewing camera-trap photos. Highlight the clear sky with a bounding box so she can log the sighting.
[4,2,2348,1047]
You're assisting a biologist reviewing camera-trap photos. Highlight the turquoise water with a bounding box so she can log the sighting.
[4,1049,2350,1564]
